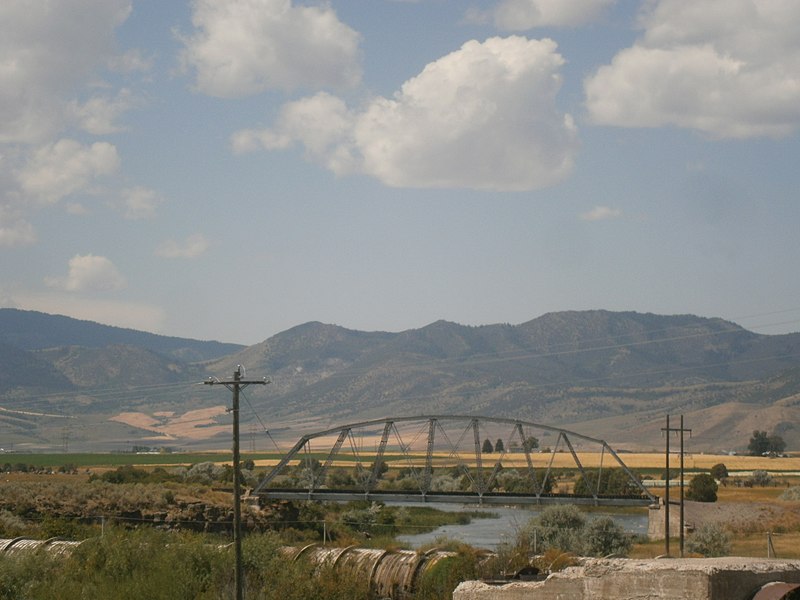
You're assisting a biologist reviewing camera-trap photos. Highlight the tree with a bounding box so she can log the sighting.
[748,430,786,456]
[494,439,505,453]
[369,460,389,479]
[496,468,555,494]
[748,430,769,455]
[686,473,718,502]
[327,468,355,488]
[710,463,728,480]
[661,468,678,480]
[574,469,641,497]
[523,436,539,452]
[482,438,494,453]
[768,435,786,454]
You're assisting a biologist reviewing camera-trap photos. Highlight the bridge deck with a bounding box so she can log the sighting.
[254,488,655,507]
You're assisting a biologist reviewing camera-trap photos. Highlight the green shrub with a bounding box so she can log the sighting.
[525,505,586,555]
[687,474,718,502]
[583,517,632,557]
[749,470,772,487]
[710,463,728,480]
[415,548,480,600]
[779,486,800,501]
[686,523,731,557]
[573,469,641,496]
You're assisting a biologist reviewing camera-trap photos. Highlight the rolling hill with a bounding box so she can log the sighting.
[1,309,799,452]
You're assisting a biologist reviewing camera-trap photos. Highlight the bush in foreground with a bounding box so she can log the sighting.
[511,505,632,559]
[0,529,371,600]
[686,523,731,557]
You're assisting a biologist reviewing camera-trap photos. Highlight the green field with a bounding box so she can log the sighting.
[2,452,411,468]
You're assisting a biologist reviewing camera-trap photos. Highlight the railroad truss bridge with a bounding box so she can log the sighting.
[251,416,657,507]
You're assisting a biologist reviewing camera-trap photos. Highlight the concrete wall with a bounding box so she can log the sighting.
[454,558,800,600]
[648,500,685,540]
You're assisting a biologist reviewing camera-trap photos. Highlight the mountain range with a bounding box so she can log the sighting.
[1,308,799,453]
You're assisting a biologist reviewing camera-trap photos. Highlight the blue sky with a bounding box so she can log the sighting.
[2,0,799,345]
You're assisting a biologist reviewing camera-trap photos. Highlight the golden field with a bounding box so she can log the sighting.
[254,452,800,472]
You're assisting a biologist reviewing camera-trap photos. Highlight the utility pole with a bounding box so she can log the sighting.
[204,366,268,600]
[662,414,692,557]
[663,414,670,556]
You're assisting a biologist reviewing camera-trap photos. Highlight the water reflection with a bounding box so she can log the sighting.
[396,503,648,551]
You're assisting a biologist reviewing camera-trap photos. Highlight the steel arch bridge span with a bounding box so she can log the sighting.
[252,415,657,507]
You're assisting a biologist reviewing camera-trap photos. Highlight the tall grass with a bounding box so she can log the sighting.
[0,529,372,600]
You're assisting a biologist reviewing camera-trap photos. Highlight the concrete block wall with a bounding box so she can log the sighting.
[453,557,800,600]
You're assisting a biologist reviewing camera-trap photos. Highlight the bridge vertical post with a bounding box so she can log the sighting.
[313,429,348,494]
[562,434,596,504]
[472,419,484,499]
[423,419,437,495]
[539,431,564,498]
[368,421,393,492]
[516,422,540,495]
[596,446,606,497]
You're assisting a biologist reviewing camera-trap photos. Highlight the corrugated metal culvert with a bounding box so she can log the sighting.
[2,538,466,599]
[284,544,459,599]
[0,537,84,557]
[751,582,800,600]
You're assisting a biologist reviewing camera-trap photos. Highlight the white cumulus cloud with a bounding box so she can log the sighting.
[471,0,615,30]
[0,0,142,246]
[17,139,120,204]
[234,36,578,191]
[46,254,127,292]
[0,206,36,247]
[0,0,132,144]
[121,186,163,220]
[156,233,210,259]
[180,0,361,98]
[68,89,139,136]
[584,0,800,138]
[580,206,622,221]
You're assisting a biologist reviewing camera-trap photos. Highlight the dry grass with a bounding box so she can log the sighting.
[631,532,800,560]
[251,452,800,472]
[731,532,800,558]
[109,406,229,440]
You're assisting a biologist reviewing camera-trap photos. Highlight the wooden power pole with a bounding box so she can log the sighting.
[204,366,268,600]
[662,414,691,557]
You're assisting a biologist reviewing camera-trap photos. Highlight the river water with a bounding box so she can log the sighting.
[396,503,648,551]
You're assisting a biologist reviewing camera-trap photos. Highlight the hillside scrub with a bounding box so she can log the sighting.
[779,486,800,501]
[0,478,280,538]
